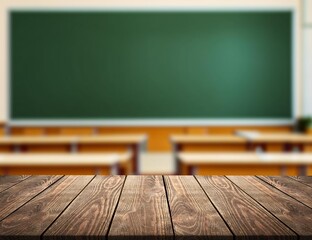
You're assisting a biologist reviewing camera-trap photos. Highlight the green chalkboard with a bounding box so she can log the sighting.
[10,11,292,120]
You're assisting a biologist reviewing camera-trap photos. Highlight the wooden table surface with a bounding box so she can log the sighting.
[0,153,119,166]
[177,153,312,175]
[236,131,312,143]
[0,135,147,144]
[178,152,312,164]
[0,175,311,239]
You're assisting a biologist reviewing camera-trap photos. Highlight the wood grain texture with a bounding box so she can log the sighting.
[43,176,125,240]
[0,175,30,193]
[0,175,311,239]
[108,175,173,240]
[164,176,232,240]
[0,175,63,221]
[228,176,312,240]
[290,176,312,187]
[196,176,296,240]
[258,176,312,208]
[0,176,93,240]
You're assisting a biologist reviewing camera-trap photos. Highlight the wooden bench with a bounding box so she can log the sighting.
[0,152,132,175]
[178,152,312,175]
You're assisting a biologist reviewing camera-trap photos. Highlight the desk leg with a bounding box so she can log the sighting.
[71,142,78,153]
[297,143,304,152]
[298,165,307,176]
[296,142,307,176]
[172,143,182,175]
[13,144,21,153]
[247,143,266,152]
[130,144,139,175]
[130,141,147,174]
[112,163,119,175]
[117,163,126,175]
[180,163,193,175]
[283,143,292,152]
[260,143,267,152]
[246,142,254,151]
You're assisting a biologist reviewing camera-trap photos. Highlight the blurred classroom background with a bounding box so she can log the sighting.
[0,0,312,175]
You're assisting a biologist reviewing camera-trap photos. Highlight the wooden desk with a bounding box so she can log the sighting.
[171,135,247,173]
[78,135,147,174]
[0,153,127,175]
[0,175,311,239]
[0,135,147,174]
[178,152,312,175]
[236,131,312,151]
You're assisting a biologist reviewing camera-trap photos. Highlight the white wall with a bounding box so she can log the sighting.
[303,0,312,23]
[303,0,312,116]
[0,0,303,123]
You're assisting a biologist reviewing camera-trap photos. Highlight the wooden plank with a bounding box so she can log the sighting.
[228,176,312,240]
[108,176,173,239]
[0,175,63,221]
[0,175,93,240]
[43,176,125,240]
[164,176,232,240]
[290,176,312,187]
[196,176,296,240]
[0,175,30,193]
[258,176,312,208]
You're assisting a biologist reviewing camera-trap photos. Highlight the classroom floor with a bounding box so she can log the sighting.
[140,152,175,174]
